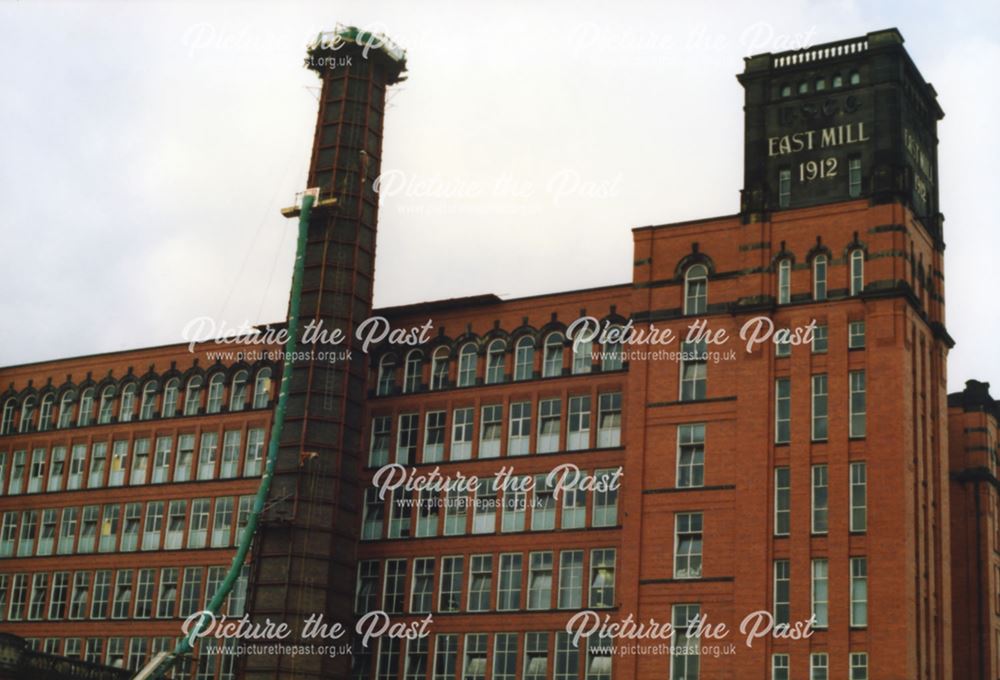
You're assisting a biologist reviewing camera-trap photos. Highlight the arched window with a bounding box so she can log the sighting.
[777,259,792,304]
[813,255,828,301]
[253,368,272,408]
[849,70,860,85]
[0,399,14,435]
[403,351,423,394]
[78,388,95,427]
[684,264,708,315]
[486,340,506,384]
[38,394,54,432]
[514,337,535,381]
[230,371,248,411]
[457,344,478,387]
[184,376,203,416]
[163,378,180,416]
[850,249,865,296]
[832,73,843,88]
[18,397,35,434]
[543,332,564,378]
[780,84,791,98]
[206,374,225,414]
[97,386,115,425]
[798,81,808,94]
[572,337,593,375]
[602,327,624,371]
[120,384,137,423]
[430,348,449,390]
[140,381,159,420]
[376,356,396,396]
[57,391,76,429]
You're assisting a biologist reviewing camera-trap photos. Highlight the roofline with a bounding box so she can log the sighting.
[632,213,740,233]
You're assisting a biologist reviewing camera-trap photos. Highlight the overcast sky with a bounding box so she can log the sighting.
[1,0,998,392]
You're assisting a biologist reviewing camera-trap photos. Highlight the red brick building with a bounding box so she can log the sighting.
[0,24,987,680]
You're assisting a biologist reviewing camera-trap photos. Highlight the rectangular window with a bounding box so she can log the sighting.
[0,512,16,557]
[112,570,133,619]
[121,503,141,552]
[528,551,553,610]
[212,497,234,547]
[680,341,707,401]
[362,488,384,540]
[15,512,35,558]
[8,574,27,621]
[151,436,172,484]
[87,442,107,488]
[812,374,828,441]
[567,396,592,450]
[70,573,91,620]
[409,557,434,614]
[99,504,120,552]
[849,157,862,197]
[109,441,127,486]
[497,553,522,611]
[531,475,556,530]
[165,500,186,550]
[188,498,210,548]
[590,548,616,609]
[27,448,45,493]
[677,424,705,488]
[383,559,406,614]
[78,505,99,553]
[415,489,439,538]
[772,654,789,680]
[850,462,868,532]
[848,321,866,349]
[849,370,866,437]
[463,634,487,680]
[555,631,578,680]
[558,550,583,609]
[774,560,790,625]
[220,430,240,478]
[438,556,463,612]
[27,572,48,620]
[433,634,457,680]
[811,653,828,680]
[467,554,493,611]
[561,474,586,529]
[473,480,497,534]
[674,513,703,579]
[37,508,56,555]
[812,324,828,353]
[502,477,527,532]
[671,604,701,680]
[404,637,428,680]
[814,257,827,300]
[243,428,264,476]
[851,557,868,627]
[422,411,445,463]
[451,408,473,460]
[493,633,518,680]
[479,405,503,458]
[397,413,418,464]
[538,398,561,453]
[57,507,77,554]
[355,560,379,615]
[388,490,411,539]
[777,260,791,305]
[778,168,791,207]
[811,559,828,628]
[775,467,790,536]
[593,468,619,527]
[91,570,111,619]
[524,632,549,680]
[47,446,65,492]
[48,572,69,620]
[850,652,868,680]
[775,378,791,443]
[198,432,218,480]
[180,567,202,617]
[508,401,532,455]
[142,501,163,551]
[129,439,148,485]
[597,392,622,447]
[443,488,467,535]
[812,465,828,534]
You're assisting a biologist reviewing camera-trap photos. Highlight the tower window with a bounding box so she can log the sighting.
[778,169,791,208]
[797,81,808,94]
[850,70,861,85]
[815,77,826,91]
[832,73,843,88]
[780,84,792,98]
[849,157,862,197]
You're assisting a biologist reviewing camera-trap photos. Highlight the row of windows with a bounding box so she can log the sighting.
[369,393,622,466]
[678,247,865,317]
[0,367,274,436]
[772,557,868,630]
[0,564,249,624]
[775,371,866,443]
[354,630,612,680]
[771,652,870,680]
[774,462,868,536]
[355,549,617,616]
[362,469,620,541]
[20,636,238,678]
[0,426,266,495]
[0,495,255,559]
[374,335,624,396]
[774,320,866,356]
[779,70,861,97]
